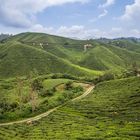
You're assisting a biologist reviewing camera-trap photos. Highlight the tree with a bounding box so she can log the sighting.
[29,87,39,112]
[28,75,39,112]
[16,77,24,111]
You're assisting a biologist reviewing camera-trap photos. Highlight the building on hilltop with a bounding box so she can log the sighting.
[84,44,92,52]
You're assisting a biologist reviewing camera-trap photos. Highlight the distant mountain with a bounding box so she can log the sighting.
[0,33,12,42]
[113,37,140,42]
[96,37,140,43]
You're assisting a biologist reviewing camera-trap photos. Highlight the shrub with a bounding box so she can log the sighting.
[40,89,54,97]
[31,79,43,91]
[65,81,73,90]
[42,99,49,105]
[57,96,65,104]
[64,42,69,46]
[46,89,54,96]
[40,89,48,97]
[94,72,115,84]
[63,91,74,99]
[72,86,84,93]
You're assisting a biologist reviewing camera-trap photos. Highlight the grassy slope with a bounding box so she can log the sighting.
[107,45,140,67]
[0,41,102,78]
[10,32,82,44]
[109,39,140,53]
[79,42,140,71]
[11,32,94,63]
[17,33,140,72]
[42,79,72,90]
[1,32,140,78]
[79,45,125,71]
[0,77,139,139]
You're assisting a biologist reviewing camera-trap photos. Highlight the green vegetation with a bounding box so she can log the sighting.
[108,38,140,53]
[0,77,86,123]
[1,32,140,79]
[42,79,72,90]
[0,77,139,139]
[0,39,101,78]
[0,32,140,139]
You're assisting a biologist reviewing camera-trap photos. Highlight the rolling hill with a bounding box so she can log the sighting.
[0,32,140,139]
[0,32,140,79]
[0,38,102,78]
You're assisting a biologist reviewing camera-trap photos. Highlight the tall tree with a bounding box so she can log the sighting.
[28,73,39,112]
[16,77,24,111]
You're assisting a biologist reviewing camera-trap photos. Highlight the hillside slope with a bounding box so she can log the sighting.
[108,39,140,53]
[79,45,125,71]
[1,32,140,78]
[0,40,101,78]
[0,77,139,139]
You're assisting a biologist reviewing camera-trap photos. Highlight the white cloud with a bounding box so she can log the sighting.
[57,25,85,36]
[0,0,89,28]
[56,26,140,39]
[2,22,139,39]
[28,24,140,39]
[28,24,86,38]
[30,24,55,34]
[29,24,93,38]
[89,9,108,23]
[121,0,140,21]
[98,9,108,18]
[99,0,115,8]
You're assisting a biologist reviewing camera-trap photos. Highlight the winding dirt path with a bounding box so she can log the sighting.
[0,85,95,126]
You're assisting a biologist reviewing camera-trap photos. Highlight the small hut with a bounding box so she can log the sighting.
[84,44,92,52]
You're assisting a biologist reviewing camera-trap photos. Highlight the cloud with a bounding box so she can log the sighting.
[89,9,108,23]
[30,24,55,34]
[121,0,140,21]
[2,22,139,39]
[98,9,108,18]
[0,0,89,28]
[28,24,140,39]
[30,25,87,38]
[29,24,92,38]
[56,26,140,39]
[99,0,115,8]
[57,25,85,36]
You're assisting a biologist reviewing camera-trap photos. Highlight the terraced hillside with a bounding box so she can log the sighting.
[108,38,140,53]
[0,32,140,78]
[0,77,139,139]
[0,39,101,78]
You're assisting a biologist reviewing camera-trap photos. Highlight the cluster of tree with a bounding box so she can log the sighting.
[15,77,42,113]
[89,62,140,85]
[65,81,73,90]
[122,63,140,78]
[40,88,56,97]
[65,81,84,93]
[93,72,115,84]
[0,98,18,113]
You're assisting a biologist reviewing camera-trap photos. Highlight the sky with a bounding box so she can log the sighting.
[0,0,140,39]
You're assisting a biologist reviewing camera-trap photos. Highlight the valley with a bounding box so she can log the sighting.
[0,32,140,140]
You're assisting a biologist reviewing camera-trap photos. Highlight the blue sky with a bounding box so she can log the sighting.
[0,0,140,38]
